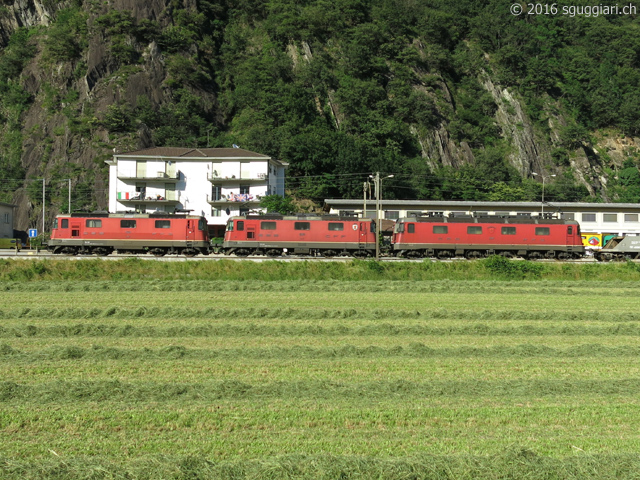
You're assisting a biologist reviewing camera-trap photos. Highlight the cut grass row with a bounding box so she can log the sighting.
[4,357,639,383]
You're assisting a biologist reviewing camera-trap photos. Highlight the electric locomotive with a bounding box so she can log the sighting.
[392,213,584,260]
[222,214,377,257]
[47,213,210,256]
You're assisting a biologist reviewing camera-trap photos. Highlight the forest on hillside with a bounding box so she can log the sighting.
[2,0,640,225]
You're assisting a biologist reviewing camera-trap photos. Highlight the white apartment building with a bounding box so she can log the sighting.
[106,147,287,235]
[0,202,15,238]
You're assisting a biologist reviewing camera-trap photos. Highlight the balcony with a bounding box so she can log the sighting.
[117,171,181,183]
[207,193,262,206]
[117,192,180,205]
[207,172,268,183]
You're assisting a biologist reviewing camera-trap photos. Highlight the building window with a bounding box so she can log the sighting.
[211,208,221,217]
[240,185,250,195]
[385,211,400,220]
[467,226,482,234]
[561,213,575,220]
[3,213,8,224]
[155,220,171,228]
[582,213,596,222]
[294,222,310,230]
[261,221,277,230]
[603,214,617,222]
[121,220,136,228]
[328,223,343,231]
[212,185,222,201]
[502,227,516,235]
[86,219,102,228]
[433,226,448,234]
[239,208,250,216]
[535,227,550,235]
[625,214,639,222]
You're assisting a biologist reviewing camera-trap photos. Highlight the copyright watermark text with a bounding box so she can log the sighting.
[510,3,637,16]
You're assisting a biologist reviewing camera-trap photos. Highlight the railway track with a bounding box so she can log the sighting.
[0,250,603,263]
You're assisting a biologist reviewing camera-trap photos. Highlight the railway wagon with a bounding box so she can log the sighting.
[392,213,584,260]
[47,213,210,256]
[223,215,377,257]
[595,236,640,261]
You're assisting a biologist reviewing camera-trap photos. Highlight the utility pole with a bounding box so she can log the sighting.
[370,172,393,261]
[42,179,45,234]
[363,181,369,219]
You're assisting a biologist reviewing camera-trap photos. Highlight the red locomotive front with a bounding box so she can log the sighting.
[393,214,584,260]
[223,215,376,256]
[48,213,210,256]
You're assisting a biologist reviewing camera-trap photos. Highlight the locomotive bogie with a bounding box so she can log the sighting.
[47,213,210,256]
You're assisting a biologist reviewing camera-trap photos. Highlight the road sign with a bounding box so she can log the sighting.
[28,229,38,238]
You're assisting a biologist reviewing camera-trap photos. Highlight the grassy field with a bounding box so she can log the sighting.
[2,258,640,478]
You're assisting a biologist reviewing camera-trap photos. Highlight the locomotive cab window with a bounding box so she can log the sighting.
[394,223,404,233]
[199,219,206,231]
[121,220,136,228]
[86,219,102,228]
[61,219,68,228]
[535,227,550,235]
[328,223,343,231]
[294,222,310,230]
[237,221,244,231]
[407,224,415,233]
[261,221,277,230]
[155,220,171,229]
[433,226,448,234]
[501,227,516,235]
[467,226,482,235]
[567,226,573,235]
[226,221,234,232]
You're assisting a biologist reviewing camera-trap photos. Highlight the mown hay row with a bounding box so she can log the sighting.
[2,450,640,480]
[1,278,634,295]
[4,378,640,402]
[2,306,640,322]
[4,322,640,338]
[3,343,640,361]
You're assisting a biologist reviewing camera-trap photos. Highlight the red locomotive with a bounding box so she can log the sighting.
[223,215,377,256]
[47,213,210,256]
[392,213,584,260]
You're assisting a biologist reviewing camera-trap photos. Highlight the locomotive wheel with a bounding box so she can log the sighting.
[465,250,483,259]
[545,251,556,259]
[235,249,251,257]
[498,251,514,258]
[183,249,198,257]
[321,250,337,257]
[557,252,570,261]
[266,249,282,257]
[150,248,166,257]
[93,247,111,256]
[437,251,453,259]
[528,252,543,260]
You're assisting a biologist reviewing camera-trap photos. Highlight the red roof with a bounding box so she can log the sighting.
[118,147,270,159]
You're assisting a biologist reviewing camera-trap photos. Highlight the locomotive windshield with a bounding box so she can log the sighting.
[226,220,234,232]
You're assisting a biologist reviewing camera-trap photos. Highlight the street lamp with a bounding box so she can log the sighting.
[370,172,394,260]
[532,172,556,216]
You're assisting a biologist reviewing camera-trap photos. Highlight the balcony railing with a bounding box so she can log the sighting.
[117,192,180,204]
[117,171,181,183]
[207,193,262,205]
[207,173,268,183]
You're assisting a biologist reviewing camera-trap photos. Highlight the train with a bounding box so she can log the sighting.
[221,213,585,260]
[46,211,589,260]
[47,213,210,256]
[222,214,377,257]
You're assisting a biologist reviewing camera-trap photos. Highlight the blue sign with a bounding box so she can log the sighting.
[28,229,38,238]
